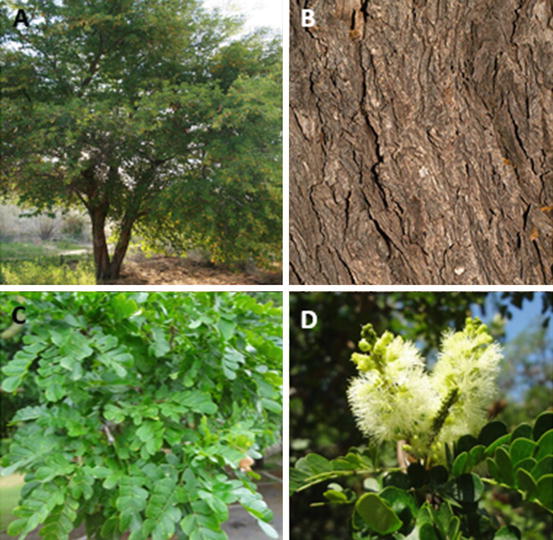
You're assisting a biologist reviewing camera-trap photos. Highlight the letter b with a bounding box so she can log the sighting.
[301,9,316,28]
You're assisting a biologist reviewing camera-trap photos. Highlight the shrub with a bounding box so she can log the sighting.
[61,214,87,241]
[35,217,57,241]
[1,292,282,539]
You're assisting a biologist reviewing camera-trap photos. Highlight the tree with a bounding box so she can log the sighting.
[290,0,552,284]
[0,292,282,539]
[1,0,282,283]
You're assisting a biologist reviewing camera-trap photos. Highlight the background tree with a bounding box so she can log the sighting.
[290,0,552,284]
[1,0,282,283]
[289,292,553,539]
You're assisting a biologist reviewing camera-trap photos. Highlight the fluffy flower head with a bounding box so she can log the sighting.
[347,324,438,444]
[346,318,502,463]
[432,318,502,445]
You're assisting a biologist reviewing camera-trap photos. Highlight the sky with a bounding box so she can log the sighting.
[202,0,282,34]
[474,292,552,343]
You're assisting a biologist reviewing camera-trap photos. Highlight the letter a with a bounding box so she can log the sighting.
[13,9,30,28]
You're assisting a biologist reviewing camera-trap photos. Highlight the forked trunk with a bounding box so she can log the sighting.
[109,219,134,281]
[88,208,134,284]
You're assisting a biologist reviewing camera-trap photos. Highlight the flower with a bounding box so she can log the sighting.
[346,319,502,463]
[347,324,439,445]
[431,318,502,446]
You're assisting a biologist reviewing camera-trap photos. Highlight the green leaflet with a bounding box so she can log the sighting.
[494,525,522,540]
[10,406,45,423]
[54,330,93,363]
[111,294,139,320]
[234,486,273,523]
[40,497,78,540]
[4,424,60,476]
[98,349,133,378]
[218,317,236,340]
[256,520,279,539]
[290,451,373,493]
[34,454,75,482]
[179,391,218,414]
[536,474,553,510]
[222,347,244,379]
[104,404,126,423]
[69,469,94,500]
[7,483,65,537]
[43,376,67,402]
[143,477,182,540]
[150,327,171,358]
[180,510,228,540]
[354,493,402,535]
[533,411,553,441]
[135,420,165,455]
[1,350,36,392]
[260,398,282,414]
[197,489,229,523]
[116,476,149,534]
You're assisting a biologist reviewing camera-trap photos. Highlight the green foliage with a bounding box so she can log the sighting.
[292,412,553,539]
[1,1,282,280]
[291,452,373,494]
[0,292,282,539]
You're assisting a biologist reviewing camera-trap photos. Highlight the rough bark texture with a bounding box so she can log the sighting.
[290,0,553,284]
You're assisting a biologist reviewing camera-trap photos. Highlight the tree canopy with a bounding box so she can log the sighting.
[1,0,282,282]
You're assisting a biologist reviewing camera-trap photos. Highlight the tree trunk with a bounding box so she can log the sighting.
[109,218,134,280]
[290,0,552,284]
[89,205,111,284]
[88,207,135,283]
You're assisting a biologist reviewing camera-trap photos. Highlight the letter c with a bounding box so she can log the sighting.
[12,306,26,324]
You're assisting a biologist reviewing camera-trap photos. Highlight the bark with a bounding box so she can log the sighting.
[290,0,553,284]
[88,206,134,284]
[89,205,111,283]
[109,217,134,280]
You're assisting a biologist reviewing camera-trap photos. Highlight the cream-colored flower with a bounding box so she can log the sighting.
[346,319,502,463]
[347,367,438,445]
[432,318,502,446]
[347,324,438,446]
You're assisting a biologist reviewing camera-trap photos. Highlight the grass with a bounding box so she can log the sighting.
[0,259,96,285]
[0,241,54,260]
[0,240,86,261]
[0,474,24,533]
[0,240,95,284]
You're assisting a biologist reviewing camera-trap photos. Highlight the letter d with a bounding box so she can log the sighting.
[301,310,318,329]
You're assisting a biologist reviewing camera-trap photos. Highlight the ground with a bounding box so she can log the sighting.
[114,256,282,285]
[0,241,282,285]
